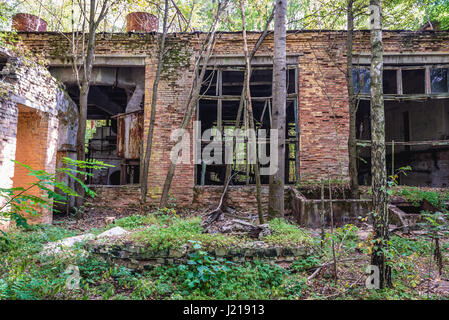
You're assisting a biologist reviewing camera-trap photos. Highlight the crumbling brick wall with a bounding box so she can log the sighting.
[15,30,449,211]
[0,47,76,226]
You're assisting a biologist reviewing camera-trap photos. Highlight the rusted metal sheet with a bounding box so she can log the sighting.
[116,110,143,159]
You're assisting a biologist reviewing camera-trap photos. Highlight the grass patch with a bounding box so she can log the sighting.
[264,218,313,246]
[132,215,242,251]
[111,214,159,230]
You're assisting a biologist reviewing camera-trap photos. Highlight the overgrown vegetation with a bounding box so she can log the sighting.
[0,158,112,243]
[265,218,313,246]
[1,216,447,300]
[131,215,241,251]
[391,187,449,209]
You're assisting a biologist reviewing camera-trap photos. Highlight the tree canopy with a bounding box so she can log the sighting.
[0,0,448,32]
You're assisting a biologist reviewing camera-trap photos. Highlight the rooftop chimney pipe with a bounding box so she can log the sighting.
[12,13,47,32]
[126,12,158,32]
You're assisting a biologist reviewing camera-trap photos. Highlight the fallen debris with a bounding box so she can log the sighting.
[97,226,129,238]
[41,233,95,256]
[41,227,130,256]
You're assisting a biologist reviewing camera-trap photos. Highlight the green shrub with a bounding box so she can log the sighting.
[392,187,449,209]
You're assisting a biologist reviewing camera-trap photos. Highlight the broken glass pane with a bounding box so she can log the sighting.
[200,69,218,96]
[402,69,425,94]
[431,68,449,93]
[383,69,397,94]
[352,68,370,94]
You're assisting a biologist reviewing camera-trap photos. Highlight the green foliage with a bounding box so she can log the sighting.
[0,158,113,241]
[327,224,360,251]
[0,1,16,43]
[0,218,446,300]
[424,0,449,30]
[0,224,77,299]
[111,214,158,230]
[391,187,449,209]
[132,215,240,251]
[282,276,309,299]
[290,254,322,272]
[178,240,232,292]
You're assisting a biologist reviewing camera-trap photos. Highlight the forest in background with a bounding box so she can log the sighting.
[1,0,448,32]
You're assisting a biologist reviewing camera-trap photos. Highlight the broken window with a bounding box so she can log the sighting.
[402,69,425,94]
[196,66,298,186]
[352,66,449,96]
[352,68,370,94]
[356,97,449,187]
[431,68,449,93]
[353,68,397,95]
[383,69,397,94]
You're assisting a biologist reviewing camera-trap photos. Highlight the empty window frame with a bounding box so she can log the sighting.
[352,68,397,95]
[196,66,298,186]
[431,67,449,93]
[353,65,449,96]
[402,68,425,94]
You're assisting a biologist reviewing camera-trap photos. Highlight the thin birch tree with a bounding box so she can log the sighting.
[268,0,287,219]
[140,0,170,208]
[73,0,116,210]
[369,0,392,289]
[239,0,264,224]
[221,7,274,211]
[346,0,360,199]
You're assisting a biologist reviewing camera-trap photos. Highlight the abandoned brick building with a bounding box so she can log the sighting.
[1,12,449,225]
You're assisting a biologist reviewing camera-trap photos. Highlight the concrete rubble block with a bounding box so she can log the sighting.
[96,226,129,239]
[42,233,95,255]
[169,246,187,258]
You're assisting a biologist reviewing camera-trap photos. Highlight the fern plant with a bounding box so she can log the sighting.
[0,157,113,238]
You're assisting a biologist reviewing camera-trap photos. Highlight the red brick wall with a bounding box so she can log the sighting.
[12,105,52,224]
[16,30,449,211]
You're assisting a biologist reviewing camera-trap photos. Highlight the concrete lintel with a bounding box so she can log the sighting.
[202,54,300,66]
[9,94,53,115]
[353,52,449,65]
[48,55,147,67]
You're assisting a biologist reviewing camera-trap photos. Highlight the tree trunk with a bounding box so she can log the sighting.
[140,0,169,208]
[268,0,287,219]
[74,1,97,210]
[346,0,360,199]
[240,0,264,224]
[159,2,227,208]
[369,0,392,289]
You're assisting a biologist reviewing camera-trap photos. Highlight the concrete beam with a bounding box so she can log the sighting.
[48,55,146,67]
[353,52,449,65]
[49,67,144,88]
[203,54,300,66]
